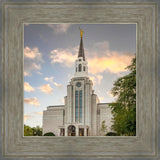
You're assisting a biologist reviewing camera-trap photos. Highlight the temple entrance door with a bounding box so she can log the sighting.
[79,128,84,136]
[68,125,76,136]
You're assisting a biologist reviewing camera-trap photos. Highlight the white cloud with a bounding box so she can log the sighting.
[24,46,43,61]
[44,77,54,83]
[54,82,63,88]
[47,24,71,33]
[24,46,43,76]
[44,77,63,88]
[24,71,31,77]
[24,97,40,106]
[50,47,77,67]
[39,84,53,94]
[24,82,35,92]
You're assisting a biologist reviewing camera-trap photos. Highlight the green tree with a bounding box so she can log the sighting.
[24,125,33,136]
[109,57,136,136]
[100,120,107,136]
[24,125,43,136]
[32,126,43,136]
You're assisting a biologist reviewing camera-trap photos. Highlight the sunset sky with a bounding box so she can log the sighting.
[24,24,136,127]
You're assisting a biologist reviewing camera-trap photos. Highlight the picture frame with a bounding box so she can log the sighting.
[1,1,159,159]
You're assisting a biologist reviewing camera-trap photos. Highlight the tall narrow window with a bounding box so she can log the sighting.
[79,90,82,122]
[75,91,79,122]
[76,67,77,72]
[83,66,85,71]
[78,64,82,72]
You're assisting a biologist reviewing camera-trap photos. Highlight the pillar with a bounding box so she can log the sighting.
[84,127,87,136]
[76,126,79,136]
[65,126,68,136]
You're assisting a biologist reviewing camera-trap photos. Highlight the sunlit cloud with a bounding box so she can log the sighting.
[32,63,41,70]
[39,84,53,94]
[50,41,134,74]
[24,46,43,61]
[35,112,43,115]
[44,77,54,83]
[24,71,31,77]
[54,82,63,88]
[50,47,77,67]
[24,82,35,92]
[24,46,43,76]
[59,99,64,104]
[99,97,104,101]
[89,74,103,85]
[24,97,40,106]
[88,52,134,74]
[47,24,71,33]
[89,76,96,84]
[24,114,32,122]
[107,91,114,98]
[96,75,103,84]
[36,71,43,75]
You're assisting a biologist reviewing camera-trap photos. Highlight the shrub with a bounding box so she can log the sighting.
[43,132,55,136]
[106,132,117,136]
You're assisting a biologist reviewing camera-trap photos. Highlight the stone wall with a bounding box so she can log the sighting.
[43,106,64,136]
[97,103,113,136]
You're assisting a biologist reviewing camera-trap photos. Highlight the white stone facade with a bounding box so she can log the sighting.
[43,33,113,136]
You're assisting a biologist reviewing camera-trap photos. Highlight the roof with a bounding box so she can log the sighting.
[47,105,64,108]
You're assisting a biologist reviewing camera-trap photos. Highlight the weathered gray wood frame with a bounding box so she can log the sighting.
[1,1,159,159]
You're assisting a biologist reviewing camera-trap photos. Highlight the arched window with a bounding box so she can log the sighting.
[78,64,82,72]
[83,66,85,71]
[68,125,76,136]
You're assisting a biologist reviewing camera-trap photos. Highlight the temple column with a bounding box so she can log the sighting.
[76,126,79,136]
[84,127,87,136]
[65,126,68,136]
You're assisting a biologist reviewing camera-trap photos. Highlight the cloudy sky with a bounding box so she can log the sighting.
[24,24,136,127]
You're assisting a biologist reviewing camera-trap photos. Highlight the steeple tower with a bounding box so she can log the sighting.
[74,29,88,77]
[78,30,85,60]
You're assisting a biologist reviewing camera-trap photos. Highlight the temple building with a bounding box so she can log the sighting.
[43,30,113,136]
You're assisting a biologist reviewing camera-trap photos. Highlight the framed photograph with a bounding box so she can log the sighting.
[1,1,159,159]
[23,23,136,137]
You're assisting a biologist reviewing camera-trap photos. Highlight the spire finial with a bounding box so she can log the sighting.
[79,27,83,38]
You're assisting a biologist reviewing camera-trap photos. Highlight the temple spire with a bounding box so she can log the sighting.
[78,28,85,60]
[74,28,88,77]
